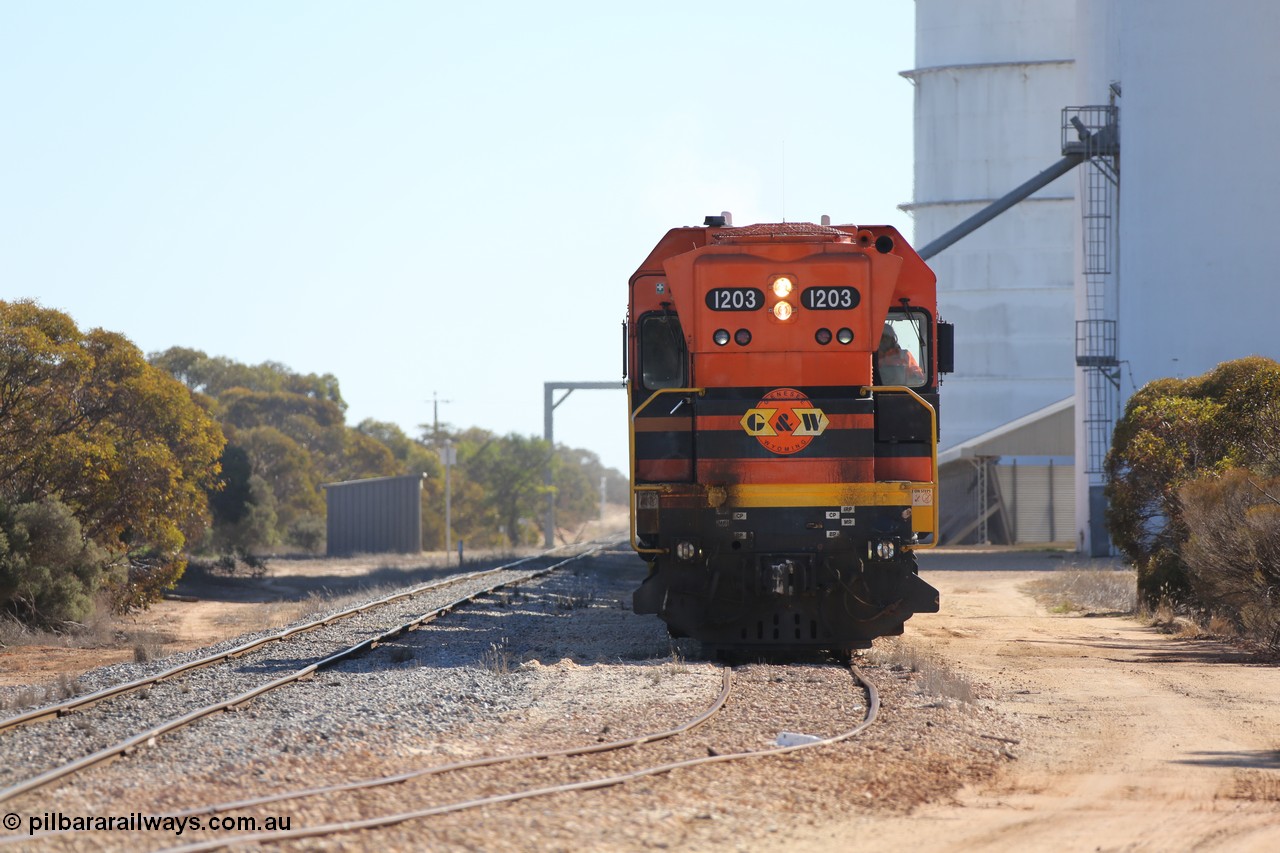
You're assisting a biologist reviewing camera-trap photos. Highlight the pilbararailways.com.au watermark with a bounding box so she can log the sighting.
[5,811,292,837]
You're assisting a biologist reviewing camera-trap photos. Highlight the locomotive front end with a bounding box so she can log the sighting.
[627,220,949,652]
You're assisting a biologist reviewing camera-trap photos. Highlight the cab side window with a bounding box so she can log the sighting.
[640,313,687,390]
[875,310,929,388]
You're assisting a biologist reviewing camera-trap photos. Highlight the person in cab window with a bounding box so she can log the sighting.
[877,324,924,386]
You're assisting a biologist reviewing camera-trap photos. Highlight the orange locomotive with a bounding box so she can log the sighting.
[627,217,953,652]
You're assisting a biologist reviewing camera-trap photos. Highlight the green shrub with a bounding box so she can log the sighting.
[1107,357,1280,605]
[0,498,116,627]
[287,513,326,553]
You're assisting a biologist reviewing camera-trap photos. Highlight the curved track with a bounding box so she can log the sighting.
[0,545,606,805]
[155,664,879,852]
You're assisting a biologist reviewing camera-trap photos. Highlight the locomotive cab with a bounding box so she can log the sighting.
[627,219,947,653]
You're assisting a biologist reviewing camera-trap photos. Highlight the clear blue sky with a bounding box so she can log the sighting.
[1,2,917,474]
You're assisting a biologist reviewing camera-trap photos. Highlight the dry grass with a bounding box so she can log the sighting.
[1,672,81,714]
[1145,598,1200,636]
[0,610,178,653]
[1024,568,1138,615]
[865,638,975,704]
[1143,598,1245,641]
[1227,770,1280,802]
[385,644,416,664]
[209,584,412,635]
[491,589,531,609]
[132,634,168,663]
[481,637,519,675]
[643,646,692,685]
[1025,568,1256,642]
[1205,611,1239,638]
[553,584,596,611]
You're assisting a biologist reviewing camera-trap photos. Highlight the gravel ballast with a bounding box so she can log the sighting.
[1,547,1015,852]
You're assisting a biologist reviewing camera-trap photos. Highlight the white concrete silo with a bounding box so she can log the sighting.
[911,0,1280,551]
[906,0,1079,450]
[907,0,1082,546]
[1105,0,1280,390]
[1070,0,1280,552]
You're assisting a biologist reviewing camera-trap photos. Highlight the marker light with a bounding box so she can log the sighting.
[836,327,854,344]
[734,328,752,346]
[815,328,833,345]
[773,301,793,321]
[714,329,731,346]
[772,276,793,298]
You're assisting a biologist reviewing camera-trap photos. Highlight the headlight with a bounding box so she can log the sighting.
[874,541,896,560]
[675,541,697,561]
[773,301,793,321]
[772,276,793,297]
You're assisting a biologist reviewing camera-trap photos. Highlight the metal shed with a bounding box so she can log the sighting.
[938,397,1076,546]
[322,473,426,556]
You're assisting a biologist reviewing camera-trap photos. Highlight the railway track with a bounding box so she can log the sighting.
[183,666,880,850]
[167,666,880,850]
[5,661,878,852]
[0,543,609,805]
[0,546,948,852]
[0,549,586,735]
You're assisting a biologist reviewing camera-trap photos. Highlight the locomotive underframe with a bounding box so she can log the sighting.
[633,500,940,651]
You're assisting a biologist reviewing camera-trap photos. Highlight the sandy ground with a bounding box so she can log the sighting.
[6,540,1279,851]
[796,549,1280,852]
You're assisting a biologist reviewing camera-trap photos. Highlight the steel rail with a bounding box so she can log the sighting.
[0,547,583,733]
[162,666,731,822]
[0,667,738,852]
[158,664,879,853]
[0,546,604,807]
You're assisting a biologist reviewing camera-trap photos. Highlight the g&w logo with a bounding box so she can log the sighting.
[740,388,829,454]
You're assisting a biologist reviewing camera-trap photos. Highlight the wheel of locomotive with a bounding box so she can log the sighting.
[826,648,854,666]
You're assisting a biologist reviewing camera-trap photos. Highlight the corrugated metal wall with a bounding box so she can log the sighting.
[996,462,1075,544]
[939,458,1075,545]
[940,458,1007,545]
[323,474,425,556]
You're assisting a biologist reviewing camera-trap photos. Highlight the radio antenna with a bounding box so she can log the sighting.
[781,137,787,222]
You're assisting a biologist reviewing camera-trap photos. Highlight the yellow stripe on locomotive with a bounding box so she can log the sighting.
[626,217,952,653]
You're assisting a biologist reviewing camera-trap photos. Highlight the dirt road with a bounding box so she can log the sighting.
[800,549,1280,852]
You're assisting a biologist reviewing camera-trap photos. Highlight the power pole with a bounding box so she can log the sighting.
[431,391,453,446]
[430,392,455,563]
[442,440,456,564]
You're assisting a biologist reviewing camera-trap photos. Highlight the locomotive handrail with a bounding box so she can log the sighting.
[629,386,706,555]
[859,385,939,549]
